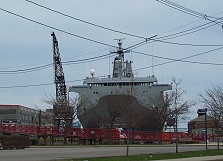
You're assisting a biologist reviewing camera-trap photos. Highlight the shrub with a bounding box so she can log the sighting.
[0,135,31,149]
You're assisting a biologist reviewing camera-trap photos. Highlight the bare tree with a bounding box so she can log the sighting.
[42,95,78,108]
[145,78,194,147]
[199,84,223,150]
[90,93,143,146]
[123,85,147,157]
[97,94,125,144]
[41,94,78,145]
[145,92,171,142]
[88,85,145,154]
[84,94,122,144]
[168,78,194,153]
[124,95,145,157]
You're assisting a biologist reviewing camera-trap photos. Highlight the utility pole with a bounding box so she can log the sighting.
[197,108,208,149]
[174,83,179,153]
[205,110,207,149]
[38,110,42,126]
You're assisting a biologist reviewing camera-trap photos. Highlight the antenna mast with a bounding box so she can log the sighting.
[112,39,132,78]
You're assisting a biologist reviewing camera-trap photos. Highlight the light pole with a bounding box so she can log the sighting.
[197,108,208,149]
[175,115,179,153]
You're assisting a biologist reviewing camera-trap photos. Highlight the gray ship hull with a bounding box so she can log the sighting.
[70,40,172,131]
[77,94,163,131]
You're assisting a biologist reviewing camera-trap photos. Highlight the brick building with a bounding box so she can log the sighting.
[0,104,53,125]
[188,113,216,134]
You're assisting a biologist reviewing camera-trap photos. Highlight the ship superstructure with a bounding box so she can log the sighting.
[69,40,172,131]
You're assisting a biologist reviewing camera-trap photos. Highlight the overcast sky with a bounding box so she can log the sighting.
[0,0,223,127]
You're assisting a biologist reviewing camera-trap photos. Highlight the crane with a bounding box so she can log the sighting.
[51,32,73,126]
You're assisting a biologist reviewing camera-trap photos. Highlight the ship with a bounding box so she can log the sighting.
[69,40,172,131]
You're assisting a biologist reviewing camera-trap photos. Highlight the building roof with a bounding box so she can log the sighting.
[0,104,50,113]
[188,115,213,123]
[0,104,21,106]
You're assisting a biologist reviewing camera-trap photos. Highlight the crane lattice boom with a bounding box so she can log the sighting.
[51,32,72,121]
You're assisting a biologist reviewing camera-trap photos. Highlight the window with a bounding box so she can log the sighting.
[0,109,17,114]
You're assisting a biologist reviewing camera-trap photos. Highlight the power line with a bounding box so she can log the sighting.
[1,40,222,75]
[157,9,223,36]
[156,20,221,40]
[63,53,114,65]
[132,46,223,71]
[125,18,223,50]
[154,39,223,47]
[25,0,150,40]
[0,77,95,89]
[1,47,223,89]
[0,7,116,48]
[157,0,223,26]
[1,32,222,75]
[0,53,114,74]
[0,82,54,89]
[0,63,52,74]
[25,0,223,49]
[0,4,222,78]
[132,49,223,66]
[1,5,221,55]
[158,0,205,19]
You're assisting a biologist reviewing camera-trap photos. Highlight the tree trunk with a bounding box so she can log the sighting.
[64,126,69,145]
[175,118,179,153]
[157,131,161,144]
[64,135,67,145]
[217,128,220,150]
[110,124,113,144]
[51,136,54,146]
[126,128,130,157]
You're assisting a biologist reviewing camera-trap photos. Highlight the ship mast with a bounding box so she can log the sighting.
[112,39,132,78]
